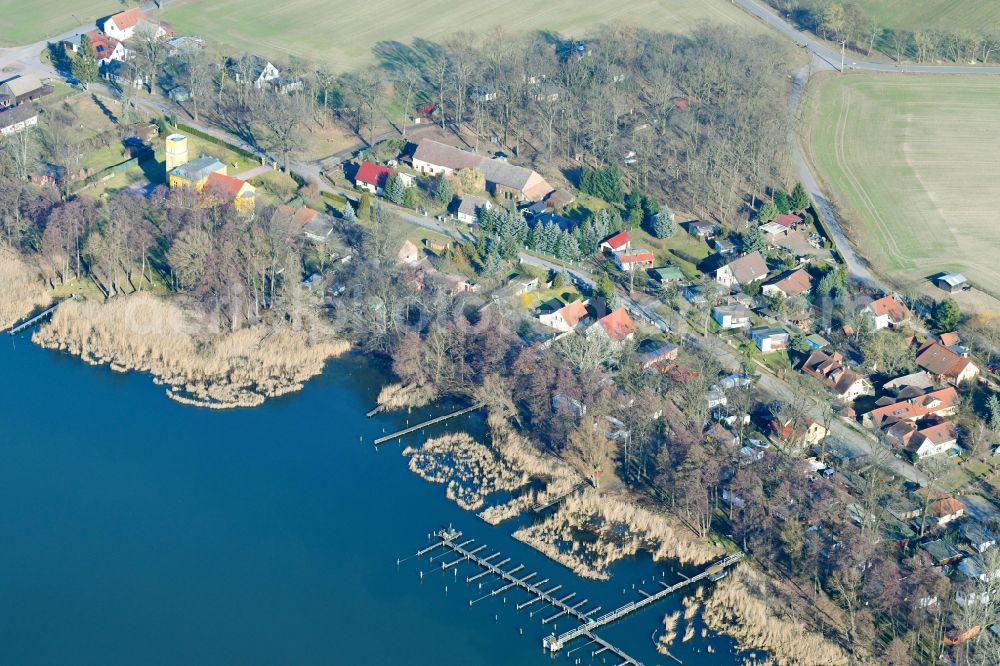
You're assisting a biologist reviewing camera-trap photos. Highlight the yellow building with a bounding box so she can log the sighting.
[168,155,228,191]
[164,133,188,171]
[203,172,256,214]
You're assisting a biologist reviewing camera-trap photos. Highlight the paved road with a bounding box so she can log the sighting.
[736,0,1000,75]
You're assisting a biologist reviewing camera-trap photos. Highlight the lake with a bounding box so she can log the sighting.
[0,335,750,665]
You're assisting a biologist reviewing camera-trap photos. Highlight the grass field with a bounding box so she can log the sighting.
[803,73,1000,299]
[851,1,1000,33]
[0,0,121,46]
[161,0,757,70]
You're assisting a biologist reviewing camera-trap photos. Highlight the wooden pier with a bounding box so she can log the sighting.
[543,552,744,654]
[531,481,588,513]
[373,403,484,445]
[7,298,71,336]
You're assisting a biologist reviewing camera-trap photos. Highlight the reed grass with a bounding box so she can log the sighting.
[0,249,52,330]
[377,382,437,411]
[702,565,856,666]
[33,293,348,407]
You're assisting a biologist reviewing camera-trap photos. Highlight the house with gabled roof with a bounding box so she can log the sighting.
[455,194,491,224]
[0,104,38,136]
[801,349,872,402]
[202,172,255,214]
[277,205,335,242]
[916,340,979,384]
[615,250,655,272]
[712,304,752,330]
[927,496,965,526]
[715,251,768,290]
[0,74,50,109]
[863,385,959,428]
[102,7,148,41]
[587,308,636,343]
[884,417,958,459]
[960,523,996,553]
[599,230,631,254]
[355,161,395,195]
[762,268,812,300]
[864,295,911,330]
[538,299,590,333]
[64,30,128,65]
[412,139,551,201]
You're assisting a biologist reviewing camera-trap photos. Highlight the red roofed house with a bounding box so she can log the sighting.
[884,417,959,459]
[762,268,813,300]
[202,172,255,214]
[355,161,396,195]
[864,295,911,330]
[615,250,655,272]
[928,496,965,526]
[801,350,873,401]
[916,340,979,384]
[599,230,631,254]
[538,299,591,333]
[102,8,148,41]
[862,385,959,428]
[64,30,128,66]
[773,213,802,228]
[715,251,768,290]
[587,308,636,343]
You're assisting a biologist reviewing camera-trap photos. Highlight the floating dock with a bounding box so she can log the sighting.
[410,528,744,666]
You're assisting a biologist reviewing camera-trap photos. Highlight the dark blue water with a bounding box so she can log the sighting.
[0,335,747,665]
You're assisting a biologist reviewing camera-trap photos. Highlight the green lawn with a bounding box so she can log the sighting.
[803,73,1000,298]
[162,0,758,70]
[850,1,1000,33]
[0,0,121,46]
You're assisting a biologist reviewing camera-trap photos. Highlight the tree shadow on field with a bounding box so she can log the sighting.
[373,38,445,73]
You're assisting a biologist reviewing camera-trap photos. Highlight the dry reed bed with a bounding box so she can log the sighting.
[0,249,52,330]
[702,565,854,666]
[657,610,681,654]
[376,382,437,411]
[513,490,722,580]
[33,293,348,408]
[403,433,529,511]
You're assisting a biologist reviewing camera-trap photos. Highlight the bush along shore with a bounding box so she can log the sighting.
[32,293,348,408]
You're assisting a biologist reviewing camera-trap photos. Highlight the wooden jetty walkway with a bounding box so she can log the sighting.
[7,297,72,336]
[531,481,589,513]
[373,403,484,445]
[543,552,744,654]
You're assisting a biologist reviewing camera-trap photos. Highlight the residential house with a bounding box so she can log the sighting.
[921,538,962,565]
[863,385,959,428]
[864,295,911,330]
[651,266,684,284]
[277,205,335,243]
[544,188,574,210]
[227,56,281,90]
[397,239,421,265]
[102,60,145,89]
[638,343,679,371]
[936,273,969,293]
[354,161,395,195]
[712,304,753,330]
[769,409,828,446]
[927,497,965,526]
[882,371,937,399]
[916,340,980,384]
[0,75,50,109]
[615,250,655,272]
[801,350,873,402]
[202,172,255,214]
[686,220,718,239]
[65,30,128,65]
[454,194,491,224]
[773,213,801,229]
[0,104,38,136]
[538,300,590,333]
[101,7,148,41]
[168,155,227,190]
[599,230,631,254]
[411,139,551,201]
[750,326,789,353]
[884,418,959,459]
[960,523,996,553]
[715,251,768,290]
[587,308,636,343]
[762,268,813,300]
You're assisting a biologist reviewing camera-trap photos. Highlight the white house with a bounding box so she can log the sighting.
[102,8,149,42]
[538,300,590,333]
[0,104,38,136]
[864,295,911,330]
[615,250,655,272]
[909,421,959,459]
[715,251,768,290]
[712,304,752,329]
[455,194,491,224]
[750,326,788,353]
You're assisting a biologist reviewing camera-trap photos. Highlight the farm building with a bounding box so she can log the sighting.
[936,273,969,292]
[0,104,38,136]
[0,75,51,109]
[412,139,551,201]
